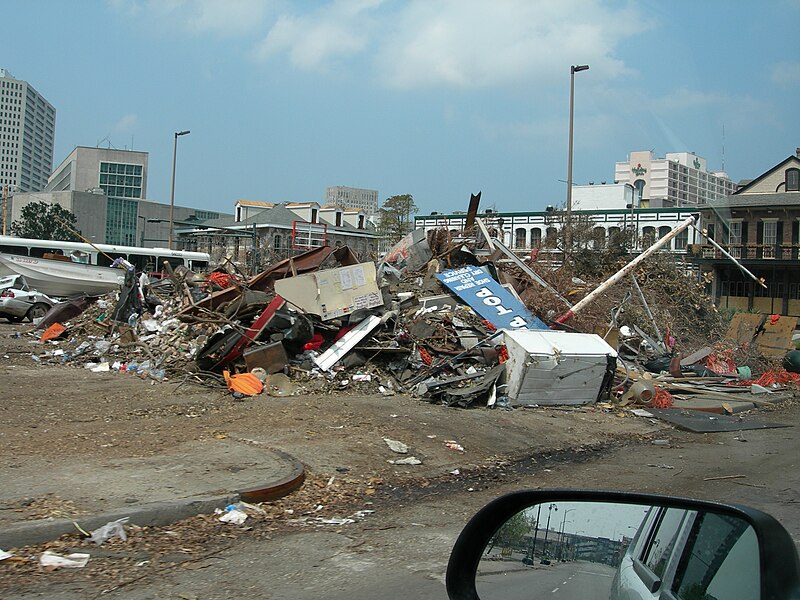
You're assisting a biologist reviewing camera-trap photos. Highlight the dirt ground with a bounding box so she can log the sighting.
[0,320,797,598]
[0,322,657,503]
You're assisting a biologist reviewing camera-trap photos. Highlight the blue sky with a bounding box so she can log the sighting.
[4,1,799,215]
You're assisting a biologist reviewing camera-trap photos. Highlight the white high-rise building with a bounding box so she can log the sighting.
[0,69,56,192]
[615,150,736,207]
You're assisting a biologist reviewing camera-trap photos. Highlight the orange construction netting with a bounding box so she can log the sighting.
[732,369,800,387]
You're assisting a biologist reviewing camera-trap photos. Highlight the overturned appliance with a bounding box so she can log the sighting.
[502,330,617,406]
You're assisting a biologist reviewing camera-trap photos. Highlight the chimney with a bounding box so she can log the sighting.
[796,147,800,157]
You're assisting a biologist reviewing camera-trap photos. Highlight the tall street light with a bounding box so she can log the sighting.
[566,64,589,254]
[169,129,191,249]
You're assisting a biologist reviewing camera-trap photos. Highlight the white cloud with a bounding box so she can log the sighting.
[373,0,644,89]
[252,0,381,68]
[770,61,800,85]
[113,0,647,89]
[113,114,138,132]
[108,0,273,36]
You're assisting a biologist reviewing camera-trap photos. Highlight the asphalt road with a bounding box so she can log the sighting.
[477,561,616,600]
[3,400,797,599]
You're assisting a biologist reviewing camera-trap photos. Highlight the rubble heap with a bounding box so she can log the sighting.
[22,219,800,412]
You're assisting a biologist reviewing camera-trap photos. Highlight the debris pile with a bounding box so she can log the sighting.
[16,215,800,416]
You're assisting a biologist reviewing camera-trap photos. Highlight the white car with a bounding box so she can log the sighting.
[0,274,56,323]
[609,505,760,600]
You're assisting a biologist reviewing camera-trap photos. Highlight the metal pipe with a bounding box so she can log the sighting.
[630,273,666,351]
[554,215,695,324]
[695,225,767,289]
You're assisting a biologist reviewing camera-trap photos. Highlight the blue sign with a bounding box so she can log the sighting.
[436,266,547,331]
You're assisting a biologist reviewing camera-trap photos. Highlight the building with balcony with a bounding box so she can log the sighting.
[691,150,800,315]
[0,69,56,192]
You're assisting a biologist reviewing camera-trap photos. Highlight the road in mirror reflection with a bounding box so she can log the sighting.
[476,501,758,600]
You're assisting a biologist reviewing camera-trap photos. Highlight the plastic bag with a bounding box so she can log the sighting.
[88,517,129,545]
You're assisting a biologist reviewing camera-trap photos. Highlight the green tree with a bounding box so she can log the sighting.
[9,201,81,241]
[378,194,418,244]
[492,511,535,550]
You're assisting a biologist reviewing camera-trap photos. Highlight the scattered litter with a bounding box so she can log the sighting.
[217,507,248,525]
[444,440,465,453]
[383,438,409,454]
[647,463,675,469]
[703,474,746,482]
[88,517,129,544]
[39,551,90,569]
[389,456,422,465]
[0,549,13,561]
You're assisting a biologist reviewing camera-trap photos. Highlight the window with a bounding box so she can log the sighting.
[592,227,605,249]
[530,227,542,247]
[729,221,742,245]
[786,168,799,192]
[311,208,318,223]
[658,226,671,240]
[642,226,656,247]
[545,227,557,248]
[674,228,689,251]
[515,227,527,248]
[642,508,687,579]
[274,234,282,250]
[673,513,759,600]
[763,221,777,246]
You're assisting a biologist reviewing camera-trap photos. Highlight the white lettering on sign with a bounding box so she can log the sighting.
[475,287,517,319]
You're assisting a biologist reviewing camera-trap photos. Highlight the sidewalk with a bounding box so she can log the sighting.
[0,438,304,549]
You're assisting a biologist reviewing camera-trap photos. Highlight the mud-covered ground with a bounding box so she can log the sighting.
[0,320,797,599]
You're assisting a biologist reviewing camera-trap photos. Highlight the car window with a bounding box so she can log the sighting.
[642,508,687,579]
[673,512,759,600]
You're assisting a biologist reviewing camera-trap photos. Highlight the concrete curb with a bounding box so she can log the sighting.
[0,493,239,550]
[0,447,307,550]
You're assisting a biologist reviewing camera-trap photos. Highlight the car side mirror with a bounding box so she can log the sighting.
[446,490,800,600]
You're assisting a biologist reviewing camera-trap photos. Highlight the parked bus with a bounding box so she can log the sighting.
[0,235,210,273]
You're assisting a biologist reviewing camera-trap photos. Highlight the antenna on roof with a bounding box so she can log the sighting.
[722,124,726,172]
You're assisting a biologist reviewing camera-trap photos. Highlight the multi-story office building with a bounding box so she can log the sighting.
[615,150,736,207]
[46,147,148,245]
[8,146,228,246]
[325,186,379,215]
[0,69,56,192]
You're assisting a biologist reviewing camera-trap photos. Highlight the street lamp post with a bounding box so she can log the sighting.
[557,510,575,560]
[137,215,147,247]
[542,503,558,561]
[169,130,191,250]
[566,64,589,255]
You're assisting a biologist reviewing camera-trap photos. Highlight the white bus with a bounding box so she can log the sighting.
[0,235,210,273]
